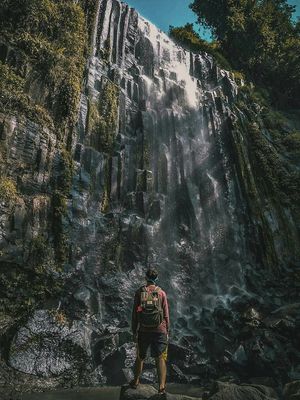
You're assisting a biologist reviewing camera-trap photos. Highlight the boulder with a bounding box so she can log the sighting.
[8,310,92,379]
[119,384,202,399]
[283,381,300,400]
[102,343,136,384]
[208,382,278,400]
[120,384,157,399]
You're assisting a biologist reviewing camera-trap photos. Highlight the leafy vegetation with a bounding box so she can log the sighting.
[0,0,87,128]
[281,131,300,152]
[0,177,17,202]
[51,148,73,265]
[190,0,300,108]
[169,23,232,70]
[0,235,63,314]
[0,1,99,318]
[88,80,119,154]
[235,86,300,210]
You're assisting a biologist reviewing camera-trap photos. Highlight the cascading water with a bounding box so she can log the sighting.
[73,0,248,339]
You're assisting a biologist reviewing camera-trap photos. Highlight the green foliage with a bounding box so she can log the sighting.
[261,108,288,130]
[51,190,68,265]
[100,159,112,213]
[190,0,300,108]
[244,120,300,206]
[237,84,269,109]
[0,234,63,315]
[0,62,51,125]
[0,176,17,202]
[57,148,74,196]
[281,131,300,152]
[89,80,119,154]
[0,62,27,110]
[50,146,73,265]
[0,0,87,127]
[100,38,111,64]
[78,0,98,53]
[169,23,232,70]
[234,83,300,215]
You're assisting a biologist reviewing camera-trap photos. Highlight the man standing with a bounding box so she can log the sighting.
[131,267,170,395]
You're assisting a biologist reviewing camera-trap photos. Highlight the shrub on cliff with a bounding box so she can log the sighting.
[169,23,231,70]
[0,0,87,127]
[0,177,17,202]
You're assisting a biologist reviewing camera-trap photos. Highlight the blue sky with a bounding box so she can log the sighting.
[126,0,300,41]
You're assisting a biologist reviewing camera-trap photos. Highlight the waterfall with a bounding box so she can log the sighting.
[74,0,246,340]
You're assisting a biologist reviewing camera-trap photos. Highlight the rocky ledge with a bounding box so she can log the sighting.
[120,384,202,400]
[120,381,300,400]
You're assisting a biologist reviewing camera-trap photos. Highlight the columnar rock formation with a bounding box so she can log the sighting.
[0,0,299,389]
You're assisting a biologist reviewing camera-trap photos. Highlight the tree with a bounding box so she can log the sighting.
[190,0,300,108]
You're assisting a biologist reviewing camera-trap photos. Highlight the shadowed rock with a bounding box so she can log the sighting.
[283,381,300,400]
[207,382,278,400]
[120,384,202,400]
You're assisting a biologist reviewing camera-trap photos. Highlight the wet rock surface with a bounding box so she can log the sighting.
[8,310,92,378]
[0,0,299,394]
[120,384,201,400]
[206,382,278,400]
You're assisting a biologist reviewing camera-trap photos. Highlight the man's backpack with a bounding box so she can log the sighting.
[138,286,164,328]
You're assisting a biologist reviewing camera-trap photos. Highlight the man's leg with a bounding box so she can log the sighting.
[155,355,167,391]
[132,351,144,385]
[132,333,148,387]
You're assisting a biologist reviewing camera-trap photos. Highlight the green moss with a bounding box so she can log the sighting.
[100,188,110,213]
[100,158,112,213]
[100,38,111,64]
[0,176,17,202]
[87,100,100,133]
[281,131,300,152]
[78,0,98,54]
[261,108,288,131]
[51,190,68,265]
[0,0,87,130]
[246,122,298,202]
[228,106,300,269]
[237,84,269,108]
[89,80,119,154]
[0,233,64,315]
[50,146,73,265]
[57,148,74,196]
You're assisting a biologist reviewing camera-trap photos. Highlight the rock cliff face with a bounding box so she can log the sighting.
[0,0,299,391]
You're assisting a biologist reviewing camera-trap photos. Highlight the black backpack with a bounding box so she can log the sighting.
[139,286,164,328]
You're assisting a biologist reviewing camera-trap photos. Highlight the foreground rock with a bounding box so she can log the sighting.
[283,381,300,399]
[207,382,278,400]
[8,310,92,379]
[120,384,201,400]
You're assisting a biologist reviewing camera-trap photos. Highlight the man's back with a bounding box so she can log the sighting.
[132,284,170,335]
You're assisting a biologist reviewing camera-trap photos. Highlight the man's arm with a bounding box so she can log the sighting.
[162,291,170,334]
[131,290,140,335]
